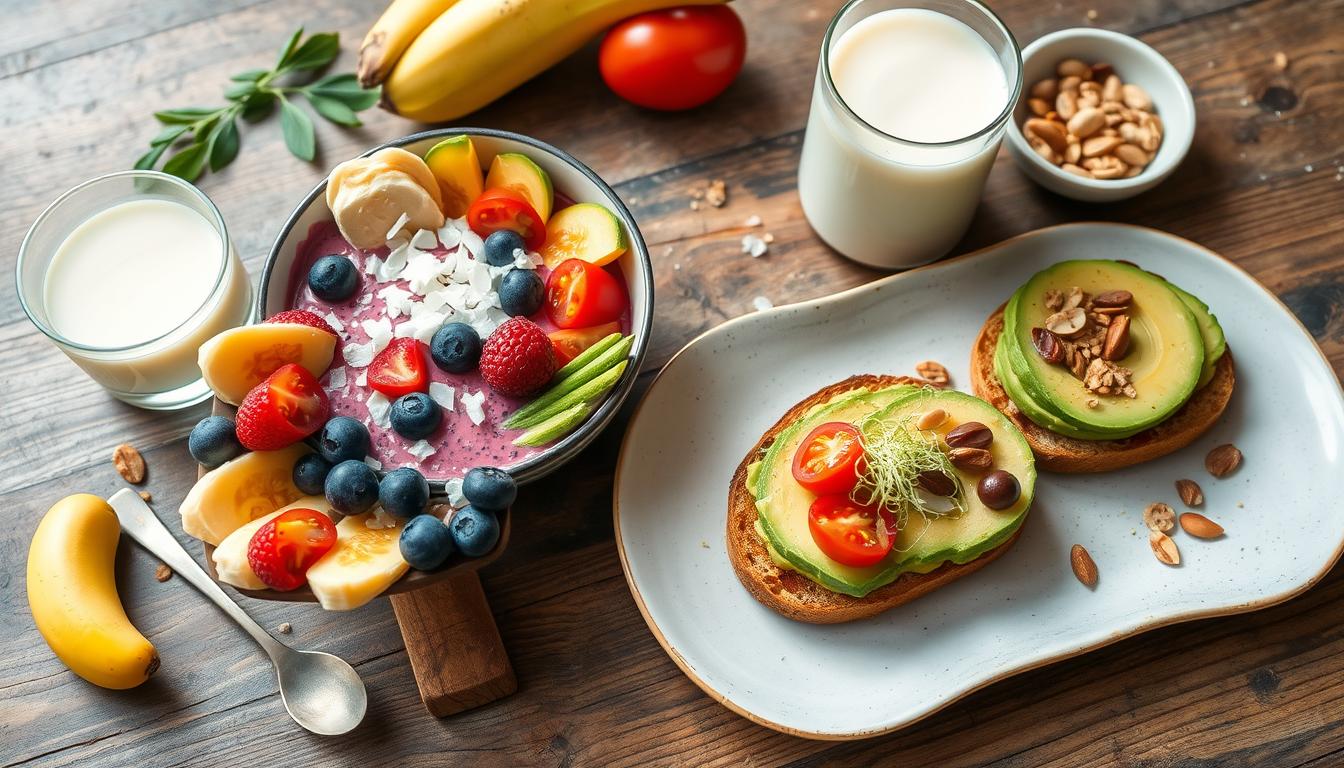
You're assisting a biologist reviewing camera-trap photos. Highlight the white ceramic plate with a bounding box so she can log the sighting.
[614,223,1344,739]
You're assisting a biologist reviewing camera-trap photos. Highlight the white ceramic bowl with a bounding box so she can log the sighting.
[1004,28,1195,202]
[260,128,653,489]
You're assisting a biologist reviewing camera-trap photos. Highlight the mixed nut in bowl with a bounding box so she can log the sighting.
[1005,28,1195,202]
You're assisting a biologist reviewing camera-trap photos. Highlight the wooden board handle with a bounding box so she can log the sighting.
[389,570,517,717]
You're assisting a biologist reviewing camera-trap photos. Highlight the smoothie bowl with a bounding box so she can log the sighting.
[183,129,651,605]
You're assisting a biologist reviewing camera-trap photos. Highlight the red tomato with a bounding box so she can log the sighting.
[807,496,897,568]
[599,6,746,111]
[368,337,429,398]
[791,422,864,495]
[549,321,622,365]
[545,259,627,329]
[247,508,338,591]
[467,188,546,250]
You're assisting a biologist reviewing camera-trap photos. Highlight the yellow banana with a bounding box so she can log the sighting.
[27,494,159,690]
[357,0,462,87]
[382,0,729,122]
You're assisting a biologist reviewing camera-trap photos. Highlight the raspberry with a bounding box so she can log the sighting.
[479,317,557,397]
[266,309,337,336]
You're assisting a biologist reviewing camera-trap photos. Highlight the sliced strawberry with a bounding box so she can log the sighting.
[368,338,429,398]
[265,309,338,336]
[247,508,337,591]
[236,363,330,450]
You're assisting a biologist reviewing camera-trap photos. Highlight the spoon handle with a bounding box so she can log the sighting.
[107,489,286,659]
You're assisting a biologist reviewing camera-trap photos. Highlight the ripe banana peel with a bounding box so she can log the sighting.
[27,494,159,689]
[362,0,730,122]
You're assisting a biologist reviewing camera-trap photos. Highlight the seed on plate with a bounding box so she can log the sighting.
[916,409,948,430]
[1149,531,1181,566]
[945,422,993,449]
[1070,544,1098,588]
[915,360,950,385]
[1205,444,1243,477]
[1180,512,1224,538]
[154,564,173,582]
[1175,479,1204,507]
[1143,502,1175,532]
[113,444,146,484]
[948,447,993,472]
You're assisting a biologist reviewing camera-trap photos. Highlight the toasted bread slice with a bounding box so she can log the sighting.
[971,305,1235,474]
[726,374,1022,625]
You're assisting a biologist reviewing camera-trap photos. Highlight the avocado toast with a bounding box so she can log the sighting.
[971,260,1234,473]
[727,375,1036,624]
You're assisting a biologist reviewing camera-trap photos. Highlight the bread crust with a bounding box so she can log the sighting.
[970,305,1235,473]
[726,374,1022,625]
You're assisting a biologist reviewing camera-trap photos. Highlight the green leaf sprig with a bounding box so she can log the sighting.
[135,28,380,182]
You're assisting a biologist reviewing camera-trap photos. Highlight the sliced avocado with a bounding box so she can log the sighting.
[539,203,628,270]
[425,136,484,219]
[994,334,1116,440]
[486,153,554,222]
[1165,283,1226,388]
[1002,260,1204,437]
[750,387,1035,597]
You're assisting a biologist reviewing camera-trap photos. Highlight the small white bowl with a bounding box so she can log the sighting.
[1005,28,1195,202]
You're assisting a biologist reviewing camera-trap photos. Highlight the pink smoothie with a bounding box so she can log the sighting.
[288,220,628,481]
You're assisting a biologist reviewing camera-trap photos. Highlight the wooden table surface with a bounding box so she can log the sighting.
[3,0,1342,765]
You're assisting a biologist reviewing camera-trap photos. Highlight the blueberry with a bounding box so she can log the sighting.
[429,322,482,373]
[189,416,245,468]
[462,467,517,511]
[498,269,544,317]
[293,454,332,496]
[449,505,500,557]
[379,467,430,517]
[482,229,526,267]
[307,254,358,302]
[399,515,456,571]
[325,459,379,514]
[319,416,370,464]
[390,392,442,439]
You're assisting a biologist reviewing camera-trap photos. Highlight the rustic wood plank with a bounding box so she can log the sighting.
[2,0,1342,765]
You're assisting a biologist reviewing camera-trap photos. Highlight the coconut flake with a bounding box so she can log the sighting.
[364,254,384,276]
[408,440,437,461]
[343,342,375,368]
[326,367,347,389]
[385,212,412,242]
[410,228,438,251]
[429,382,455,411]
[437,223,463,250]
[367,392,392,428]
[363,456,383,471]
[459,227,485,257]
[460,390,486,425]
[322,311,345,333]
[361,316,394,353]
[377,243,410,283]
[377,285,415,319]
[752,296,774,312]
[742,234,768,258]
[445,477,466,507]
[355,371,368,387]
[364,506,397,529]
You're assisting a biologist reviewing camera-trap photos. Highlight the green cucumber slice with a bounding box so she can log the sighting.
[512,401,597,447]
[555,332,623,383]
[505,335,633,429]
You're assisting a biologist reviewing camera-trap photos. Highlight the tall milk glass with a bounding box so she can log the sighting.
[798,0,1022,269]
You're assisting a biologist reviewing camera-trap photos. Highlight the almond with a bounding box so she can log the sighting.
[1030,78,1059,100]
[1059,75,1083,94]
[1061,162,1092,178]
[113,444,146,484]
[1082,135,1124,158]
[1057,59,1092,79]
[1070,544,1098,587]
[1114,143,1150,167]
[1205,444,1243,478]
[1066,107,1106,139]
[1055,91,1079,121]
[1101,314,1130,361]
[1150,531,1181,566]
[1121,83,1153,111]
[1175,479,1204,507]
[945,422,994,449]
[1024,118,1068,155]
[1092,290,1132,308]
[1028,97,1051,117]
[1180,513,1224,539]
[948,447,993,472]
[155,564,173,582]
[916,408,948,430]
[1102,74,1123,102]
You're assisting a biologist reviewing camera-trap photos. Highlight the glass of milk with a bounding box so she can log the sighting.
[798,0,1022,269]
[17,172,253,409]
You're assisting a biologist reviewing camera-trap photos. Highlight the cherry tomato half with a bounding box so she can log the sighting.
[467,188,546,250]
[599,6,747,111]
[545,259,627,329]
[791,422,864,495]
[807,496,897,568]
[549,321,622,366]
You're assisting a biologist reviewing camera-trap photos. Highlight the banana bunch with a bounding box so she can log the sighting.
[28,495,159,689]
[359,0,728,122]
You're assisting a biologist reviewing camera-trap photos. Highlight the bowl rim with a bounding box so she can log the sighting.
[259,127,654,491]
[1005,27,1196,192]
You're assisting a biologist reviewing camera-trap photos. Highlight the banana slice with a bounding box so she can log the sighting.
[180,444,311,546]
[327,149,446,249]
[198,323,336,406]
[306,511,410,610]
[212,495,336,590]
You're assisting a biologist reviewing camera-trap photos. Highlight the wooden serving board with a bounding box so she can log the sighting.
[196,400,516,717]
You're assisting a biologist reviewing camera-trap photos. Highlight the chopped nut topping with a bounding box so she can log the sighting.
[1084,358,1136,398]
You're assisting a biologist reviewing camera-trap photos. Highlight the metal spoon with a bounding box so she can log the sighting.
[108,489,367,735]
